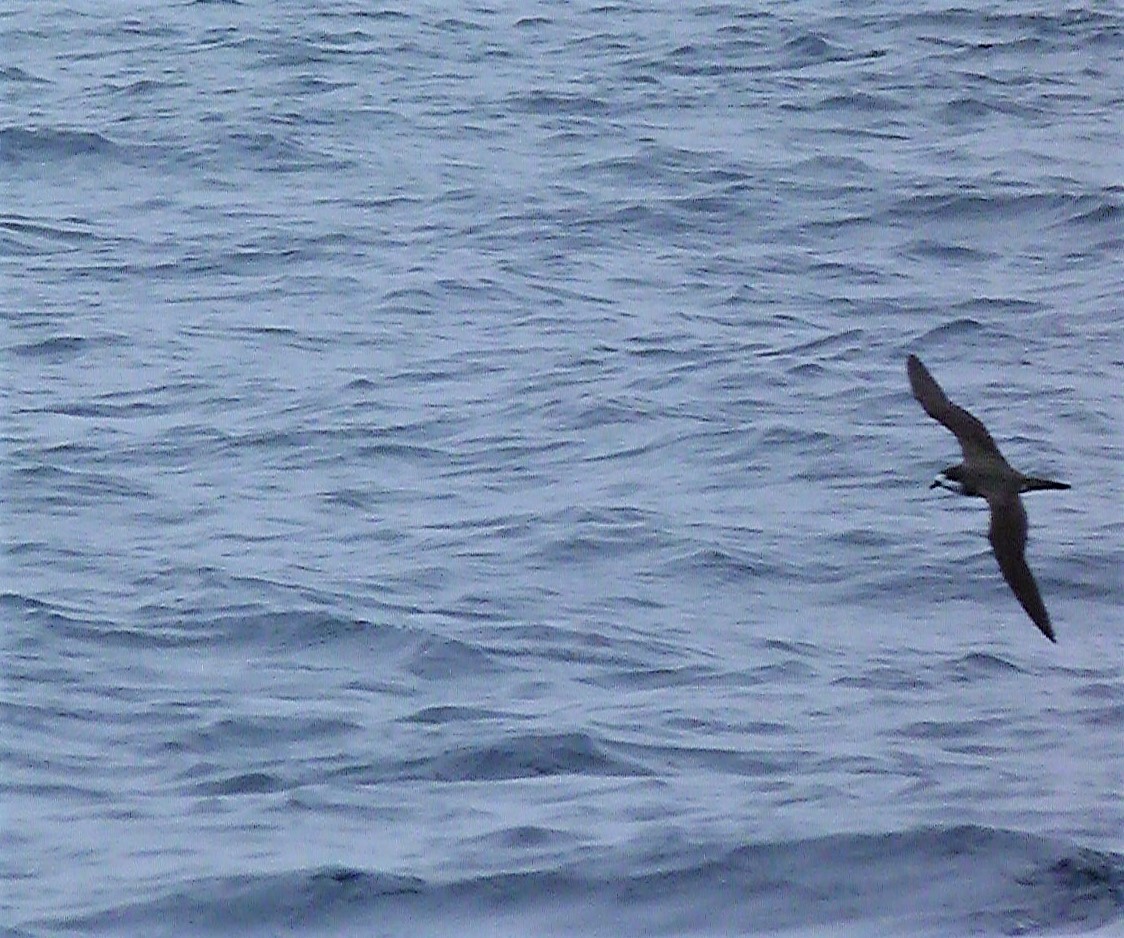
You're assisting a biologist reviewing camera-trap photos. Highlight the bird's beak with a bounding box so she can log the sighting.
[929,478,942,490]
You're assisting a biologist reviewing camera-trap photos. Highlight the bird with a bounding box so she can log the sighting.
[906,354,1069,642]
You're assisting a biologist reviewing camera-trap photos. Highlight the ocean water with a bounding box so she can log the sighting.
[2,2,1123,935]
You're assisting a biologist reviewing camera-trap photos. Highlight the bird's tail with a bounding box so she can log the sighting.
[1021,475,1070,492]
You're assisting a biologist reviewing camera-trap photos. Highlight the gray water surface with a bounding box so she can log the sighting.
[3,3,1122,935]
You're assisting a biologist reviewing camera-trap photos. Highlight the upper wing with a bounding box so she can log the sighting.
[987,491,1057,642]
[907,355,1008,467]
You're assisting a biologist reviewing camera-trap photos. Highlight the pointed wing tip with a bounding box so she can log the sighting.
[1023,589,1057,644]
[906,354,931,402]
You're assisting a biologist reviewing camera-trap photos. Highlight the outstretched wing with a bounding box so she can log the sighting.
[987,491,1057,642]
[907,355,1008,468]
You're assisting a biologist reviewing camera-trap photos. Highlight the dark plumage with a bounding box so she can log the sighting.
[907,354,1069,642]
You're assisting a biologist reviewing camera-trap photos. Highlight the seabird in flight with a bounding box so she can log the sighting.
[907,354,1069,642]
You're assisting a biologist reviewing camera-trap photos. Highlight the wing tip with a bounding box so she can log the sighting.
[1038,619,1057,643]
[906,354,930,401]
[1023,597,1057,643]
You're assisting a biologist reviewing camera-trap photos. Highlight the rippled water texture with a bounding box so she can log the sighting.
[3,2,1122,935]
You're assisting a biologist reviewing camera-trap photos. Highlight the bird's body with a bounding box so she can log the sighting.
[906,354,1069,642]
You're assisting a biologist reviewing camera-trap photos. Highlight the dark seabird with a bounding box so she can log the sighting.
[907,354,1069,642]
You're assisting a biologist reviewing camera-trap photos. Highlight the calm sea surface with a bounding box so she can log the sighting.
[3,3,1123,935]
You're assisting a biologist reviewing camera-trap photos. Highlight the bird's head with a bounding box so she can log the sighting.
[930,465,970,495]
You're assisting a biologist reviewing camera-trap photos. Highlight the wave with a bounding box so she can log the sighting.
[0,126,122,165]
[383,730,651,783]
[51,826,1123,937]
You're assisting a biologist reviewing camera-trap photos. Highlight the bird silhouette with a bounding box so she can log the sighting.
[907,354,1069,642]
